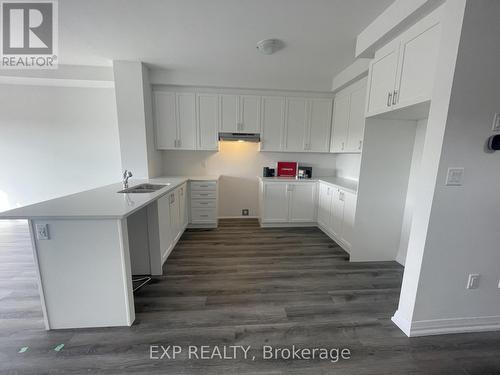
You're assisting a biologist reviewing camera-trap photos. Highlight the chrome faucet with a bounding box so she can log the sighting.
[122,170,133,189]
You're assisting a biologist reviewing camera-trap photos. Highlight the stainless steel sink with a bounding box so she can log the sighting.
[118,183,169,193]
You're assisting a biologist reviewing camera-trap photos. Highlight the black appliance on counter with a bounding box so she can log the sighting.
[298,166,312,179]
[263,167,275,177]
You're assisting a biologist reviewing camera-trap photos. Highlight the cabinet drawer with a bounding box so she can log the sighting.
[191,208,217,222]
[191,191,217,199]
[190,181,217,191]
[191,200,216,209]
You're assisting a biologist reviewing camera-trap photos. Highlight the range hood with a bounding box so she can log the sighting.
[218,132,261,142]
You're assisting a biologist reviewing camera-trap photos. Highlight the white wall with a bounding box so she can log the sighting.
[350,118,417,262]
[411,0,500,326]
[396,119,427,265]
[162,142,358,218]
[0,84,121,211]
[113,61,163,179]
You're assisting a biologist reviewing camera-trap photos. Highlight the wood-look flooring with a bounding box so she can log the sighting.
[1,218,500,374]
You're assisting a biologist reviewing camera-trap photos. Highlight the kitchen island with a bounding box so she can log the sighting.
[0,176,218,330]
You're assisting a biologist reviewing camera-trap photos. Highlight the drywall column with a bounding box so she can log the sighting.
[350,118,416,262]
[113,61,162,178]
[393,0,500,336]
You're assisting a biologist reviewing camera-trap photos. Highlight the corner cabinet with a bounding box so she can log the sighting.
[154,90,218,151]
[259,180,317,225]
[330,77,367,153]
[365,4,443,118]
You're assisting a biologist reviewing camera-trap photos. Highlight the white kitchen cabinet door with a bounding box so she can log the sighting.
[220,94,239,132]
[179,183,188,229]
[394,9,441,109]
[288,183,316,223]
[366,39,399,116]
[317,183,333,228]
[169,190,180,242]
[261,183,289,222]
[330,93,349,153]
[307,98,332,152]
[346,81,367,152]
[284,98,308,152]
[176,93,197,150]
[240,95,261,133]
[157,194,173,259]
[154,91,177,150]
[341,191,357,250]
[260,96,285,151]
[197,94,219,150]
[330,189,345,238]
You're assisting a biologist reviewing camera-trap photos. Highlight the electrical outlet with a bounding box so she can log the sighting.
[466,274,480,289]
[492,113,500,131]
[242,209,249,216]
[35,224,49,240]
[446,167,464,186]
[497,280,500,289]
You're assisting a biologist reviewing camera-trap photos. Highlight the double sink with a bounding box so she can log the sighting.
[118,183,170,194]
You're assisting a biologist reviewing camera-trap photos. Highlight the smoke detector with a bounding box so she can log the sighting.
[256,39,282,55]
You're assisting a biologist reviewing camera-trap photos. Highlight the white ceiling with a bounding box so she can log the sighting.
[59,0,393,91]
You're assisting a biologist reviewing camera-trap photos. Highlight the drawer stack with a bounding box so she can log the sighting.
[190,180,218,227]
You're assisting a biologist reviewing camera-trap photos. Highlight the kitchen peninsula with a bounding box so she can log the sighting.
[0,176,219,330]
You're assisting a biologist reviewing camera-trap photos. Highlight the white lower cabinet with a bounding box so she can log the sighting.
[317,182,357,252]
[155,183,189,268]
[259,181,317,225]
[264,180,358,252]
[189,180,218,227]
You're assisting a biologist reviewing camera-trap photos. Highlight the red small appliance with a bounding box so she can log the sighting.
[277,161,298,177]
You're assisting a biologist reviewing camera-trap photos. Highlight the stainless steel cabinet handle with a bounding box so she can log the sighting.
[341,142,345,151]
[387,92,392,107]
[358,140,362,150]
[200,214,209,217]
[392,90,398,105]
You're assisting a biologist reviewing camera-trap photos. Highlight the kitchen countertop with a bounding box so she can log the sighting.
[0,176,219,220]
[258,176,358,194]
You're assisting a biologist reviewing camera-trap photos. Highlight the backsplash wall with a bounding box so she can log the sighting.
[162,141,360,217]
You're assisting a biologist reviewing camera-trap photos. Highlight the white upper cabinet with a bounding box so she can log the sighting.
[330,92,350,153]
[331,77,367,153]
[154,91,177,149]
[346,80,367,152]
[240,95,261,133]
[260,96,285,151]
[284,97,308,152]
[219,94,261,133]
[197,93,219,150]
[366,5,442,117]
[307,98,332,153]
[220,94,239,132]
[394,8,442,108]
[366,40,400,116]
[176,93,197,150]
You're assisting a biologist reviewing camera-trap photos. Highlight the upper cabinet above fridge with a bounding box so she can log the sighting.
[365,4,443,119]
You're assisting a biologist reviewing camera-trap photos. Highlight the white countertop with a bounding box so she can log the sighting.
[0,176,219,220]
[258,176,358,194]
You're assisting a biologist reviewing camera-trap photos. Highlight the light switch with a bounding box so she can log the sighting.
[35,224,49,240]
[466,274,480,289]
[492,113,500,131]
[446,167,464,186]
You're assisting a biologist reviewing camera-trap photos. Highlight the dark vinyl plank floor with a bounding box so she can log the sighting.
[0,218,499,374]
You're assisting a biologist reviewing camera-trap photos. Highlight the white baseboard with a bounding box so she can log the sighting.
[218,216,259,219]
[317,222,351,254]
[392,309,500,337]
[259,222,317,228]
